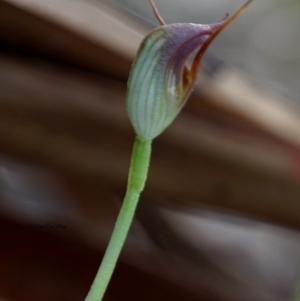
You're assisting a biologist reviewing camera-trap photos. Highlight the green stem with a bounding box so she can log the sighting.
[293,278,300,301]
[85,136,152,301]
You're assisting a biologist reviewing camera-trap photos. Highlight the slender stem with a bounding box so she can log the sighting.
[85,136,152,301]
[293,278,300,301]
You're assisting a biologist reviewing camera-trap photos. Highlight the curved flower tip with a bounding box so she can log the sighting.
[126,0,253,140]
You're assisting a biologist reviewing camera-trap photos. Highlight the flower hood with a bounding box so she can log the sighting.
[126,0,253,140]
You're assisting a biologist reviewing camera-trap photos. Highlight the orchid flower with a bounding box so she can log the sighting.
[85,1,253,301]
[127,0,253,139]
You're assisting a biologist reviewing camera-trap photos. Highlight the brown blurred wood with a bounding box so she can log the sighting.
[0,214,224,301]
[0,0,147,80]
[200,69,300,148]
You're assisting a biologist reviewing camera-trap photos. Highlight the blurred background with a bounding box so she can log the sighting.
[0,0,300,300]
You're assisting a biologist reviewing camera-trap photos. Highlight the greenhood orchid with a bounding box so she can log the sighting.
[85,2,253,301]
[127,0,253,140]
